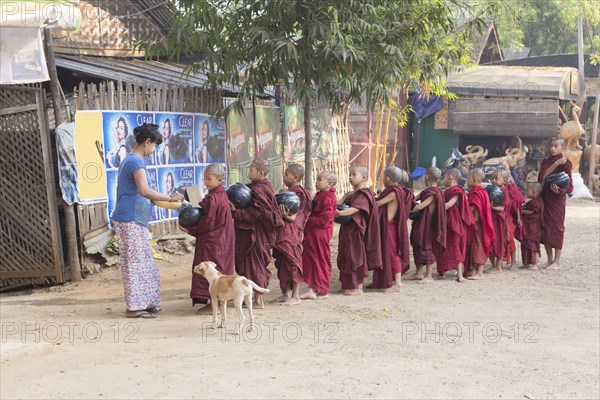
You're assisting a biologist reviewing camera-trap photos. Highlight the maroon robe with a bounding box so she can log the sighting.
[337,188,382,290]
[519,196,544,264]
[372,185,405,289]
[187,185,235,303]
[273,185,312,292]
[538,154,573,249]
[233,179,284,288]
[401,187,415,274]
[465,185,495,275]
[409,187,446,266]
[489,186,508,259]
[302,188,337,294]
[438,185,474,274]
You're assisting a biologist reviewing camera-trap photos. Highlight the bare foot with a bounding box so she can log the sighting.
[272,294,290,303]
[487,267,502,273]
[252,301,264,309]
[300,290,317,300]
[316,293,329,299]
[281,297,301,306]
[546,262,561,270]
[456,275,465,283]
[467,274,484,280]
[418,277,434,284]
[540,261,553,269]
[383,285,401,293]
[528,265,539,270]
[343,289,362,296]
[518,264,531,269]
[407,274,424,281]
[197,305,213,315]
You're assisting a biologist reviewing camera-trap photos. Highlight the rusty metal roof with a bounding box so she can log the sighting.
[55,55,208,87]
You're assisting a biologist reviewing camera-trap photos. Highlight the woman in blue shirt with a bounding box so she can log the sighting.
[112,123,184,318]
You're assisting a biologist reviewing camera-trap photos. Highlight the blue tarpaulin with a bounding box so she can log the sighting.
[409,90,444,123]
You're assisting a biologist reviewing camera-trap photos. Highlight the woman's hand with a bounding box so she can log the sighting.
[170,192,184,202]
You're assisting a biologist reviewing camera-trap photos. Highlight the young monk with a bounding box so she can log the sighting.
[232,159,284,309]
[399,169,415,275]
[502,170,524,270]
[335,166,382,295]
[538,138,573,270]
[373,166,406,292]
[518,182,544,270]
[408,167,446,284]
[438,168,475,282]
[300,171,338,300]
[465,168,495,280]
[488,170,507,272]
[180,164,235,314]
[273,164,312,306]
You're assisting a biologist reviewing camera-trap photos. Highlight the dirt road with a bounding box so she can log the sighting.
[1,200,599,399]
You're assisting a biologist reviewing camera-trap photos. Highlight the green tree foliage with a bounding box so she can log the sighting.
[138,0,486,188]
[480,0,599,58]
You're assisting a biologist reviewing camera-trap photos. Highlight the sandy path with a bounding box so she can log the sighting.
[1,200,598,399]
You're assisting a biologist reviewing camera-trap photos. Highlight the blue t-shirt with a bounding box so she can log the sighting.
[111,154,152,227]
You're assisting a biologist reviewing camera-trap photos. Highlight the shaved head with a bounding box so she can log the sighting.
[251,158,270,176]
[470,168,485,182]
[320,171,337,186]
[286,163,304,181]
[445,168,462,181]
[426,167,441,181]
[352,165,369,177]
[384,166,403,183]
[552,138,566,147]
[527,182,542,194]
[205,163,224,179]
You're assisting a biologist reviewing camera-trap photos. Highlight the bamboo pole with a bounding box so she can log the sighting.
[588,82,600,191]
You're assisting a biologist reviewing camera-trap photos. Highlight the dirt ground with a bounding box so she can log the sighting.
[1,200,599,400]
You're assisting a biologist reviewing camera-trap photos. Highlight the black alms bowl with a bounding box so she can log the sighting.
[485,184,505,205]
[545,171,570,189]
[226,182,253,209]
[178,207,204,227]
[275,191,301,215]
[334,204,353,224]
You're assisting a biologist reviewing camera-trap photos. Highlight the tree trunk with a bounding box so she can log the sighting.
[304,97,314,192]
[588,83,600,191]
[44,28,82,282]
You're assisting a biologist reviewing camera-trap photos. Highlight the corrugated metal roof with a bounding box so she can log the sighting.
[489,53,599,78]
[55,55,208,87]
[447,66,585,101]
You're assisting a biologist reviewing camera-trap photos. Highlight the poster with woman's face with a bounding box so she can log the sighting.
[102,112,155,169]
[194,115,226,164]
[146,168,162,222]
[157,166,194,219]
[155,113,194,165]
[193,165,208,198]
[106,170,118,224]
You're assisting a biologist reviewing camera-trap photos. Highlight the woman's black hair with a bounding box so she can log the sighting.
[133,123,163,145]
[117,116,129,135]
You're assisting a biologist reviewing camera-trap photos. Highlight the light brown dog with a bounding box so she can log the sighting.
[193,261,269,335]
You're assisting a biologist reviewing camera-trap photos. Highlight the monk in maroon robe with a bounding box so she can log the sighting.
[518,182,544,269]
[273,164,312,306]
[409,167,446,284]
[335,166,382,295]
[182,164,235,313]
[438,168,475,282]
[300,172,338,300]
[373,166,406,291]
[465,168,495,280]
[503,172,525,269]
[488,170,508,272]
[232,159,284,308]
[400,175,415,275]
[538,139,573,270]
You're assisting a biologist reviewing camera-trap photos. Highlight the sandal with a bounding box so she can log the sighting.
[146,306,161,313]
[126,311,156,319]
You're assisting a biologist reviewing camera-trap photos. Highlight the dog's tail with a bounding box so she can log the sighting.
[243,279,270,293]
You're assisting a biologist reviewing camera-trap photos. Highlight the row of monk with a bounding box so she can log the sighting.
[181,138,572,311]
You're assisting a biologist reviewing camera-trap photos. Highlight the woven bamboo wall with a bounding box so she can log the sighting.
[0,85,65,289]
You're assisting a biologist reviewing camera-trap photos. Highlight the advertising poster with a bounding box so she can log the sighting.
[226,108,255,184]
[283,106,305,163]
[146,168,163,222]
[155,112,194,165]
[74,111,106,202]
[193,165,208,199]
[102,112,154,169]
[311,108,337,160]
[255,106,284,191]
[157,166,194,219]
[194,115,226,164]
[106,170,118,223]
